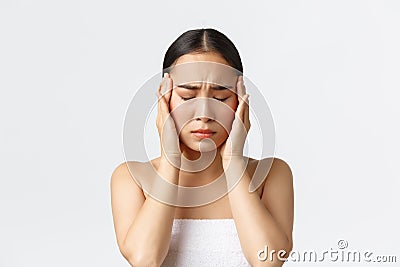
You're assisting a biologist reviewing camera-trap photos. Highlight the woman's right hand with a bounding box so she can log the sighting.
[156,73,182,170]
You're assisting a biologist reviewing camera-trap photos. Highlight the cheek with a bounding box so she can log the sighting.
[169,93,191,132]
[226,97,239,112]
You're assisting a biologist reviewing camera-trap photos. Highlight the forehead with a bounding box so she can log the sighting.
[168,61,240,89]
[174,52,230,65]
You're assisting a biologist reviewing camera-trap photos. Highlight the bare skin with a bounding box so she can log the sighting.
[147,156,265,219]
[111,53,294,266]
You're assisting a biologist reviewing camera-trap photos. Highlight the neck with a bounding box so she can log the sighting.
[178,144,225,187]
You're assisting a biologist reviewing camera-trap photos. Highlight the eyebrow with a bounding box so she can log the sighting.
[177,84,233,90]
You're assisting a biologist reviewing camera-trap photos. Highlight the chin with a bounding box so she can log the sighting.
[181,137,226,153]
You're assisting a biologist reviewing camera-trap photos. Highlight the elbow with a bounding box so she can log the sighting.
[121,244,161,267]
[282,236,293,260]
[271,237,292,266]
[250,238,293,267]
[286,237,293,254]
[127,254,160,267]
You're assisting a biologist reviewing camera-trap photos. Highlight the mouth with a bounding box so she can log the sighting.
[191,129,216,138]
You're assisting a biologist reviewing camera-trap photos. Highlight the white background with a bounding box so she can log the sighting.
[1,0,399,266]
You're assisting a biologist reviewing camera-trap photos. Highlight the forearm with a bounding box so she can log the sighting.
[225,159,291,266]
[123,161,180,266]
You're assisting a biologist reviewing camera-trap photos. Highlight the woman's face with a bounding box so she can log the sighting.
[168,52,239,152]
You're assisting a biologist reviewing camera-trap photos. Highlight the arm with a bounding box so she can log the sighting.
[110,73,180,266]
[226,157,294,267]
[110,160,179,266]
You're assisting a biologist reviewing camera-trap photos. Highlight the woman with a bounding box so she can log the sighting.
[111,28,294,266]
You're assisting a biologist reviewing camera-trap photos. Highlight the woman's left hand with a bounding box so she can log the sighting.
[220,75,251,168]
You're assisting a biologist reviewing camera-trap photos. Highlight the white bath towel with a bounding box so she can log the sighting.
[161,219,251,266]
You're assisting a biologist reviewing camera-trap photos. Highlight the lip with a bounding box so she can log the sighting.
[191,129,216,134]
[191,129,216,138]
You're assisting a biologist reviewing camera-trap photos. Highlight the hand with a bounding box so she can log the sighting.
[220,75,251,168]
[156,73,182,169]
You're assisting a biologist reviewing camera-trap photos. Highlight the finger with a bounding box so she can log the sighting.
[243,94,250,128]
[236,94,247,121]
[157,74,169,110]
[159,93,169,115]
[236,75,245,100]
[157,80,165,105]
[157,83,169,118]
[156,95,161,129]
[240,76,249,104]
[239,77,250,124]
[160,73,168,96]
[164,73,173,104]
[156,83,162,99]
[241,76,247,95]
[156,87,162,123]
[243,93,249,112]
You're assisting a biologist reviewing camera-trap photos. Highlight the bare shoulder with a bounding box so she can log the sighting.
[111,161,133,180]
[248,157,293,180]
[111,161,140,184]
[266,157,293,178]
[260,157,294,199]
[245,157,293,198]
[110,162,143,195]
[111,158,161,199]
[110,160,158,194]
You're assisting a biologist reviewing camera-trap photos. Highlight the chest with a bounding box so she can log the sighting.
[174,193,232,219]
[173,184,263,219]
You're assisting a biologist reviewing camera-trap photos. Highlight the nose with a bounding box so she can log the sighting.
[194,98,215,122]
[196,116,212,123]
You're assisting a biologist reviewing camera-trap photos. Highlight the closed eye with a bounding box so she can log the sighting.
[181,97,195,101]
[181,97,229,101]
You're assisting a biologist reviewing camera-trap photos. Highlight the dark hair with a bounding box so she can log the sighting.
[162,28,243,76]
